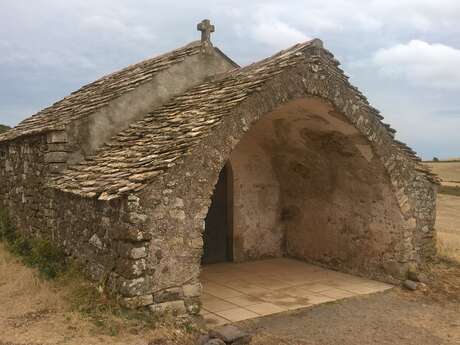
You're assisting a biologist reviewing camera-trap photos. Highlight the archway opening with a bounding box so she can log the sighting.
[200,96,402,324]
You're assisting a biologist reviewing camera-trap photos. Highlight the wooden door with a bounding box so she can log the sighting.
[203,166,230,264]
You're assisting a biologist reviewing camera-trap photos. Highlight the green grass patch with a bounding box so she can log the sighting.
[0,208,67,279]
[439,185,460,197]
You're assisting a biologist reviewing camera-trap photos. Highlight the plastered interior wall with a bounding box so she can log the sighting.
[223,97,407,271]
[66,50,236,163]
[229,134,283,261]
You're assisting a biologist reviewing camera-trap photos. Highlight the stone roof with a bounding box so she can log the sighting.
[0,41,205,143]
[51,39,438,200]
[51,40,318,200]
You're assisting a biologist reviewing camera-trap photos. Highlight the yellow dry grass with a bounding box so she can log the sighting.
[424,161,460,185]
[436,194,460,262]
[0,243,197,345]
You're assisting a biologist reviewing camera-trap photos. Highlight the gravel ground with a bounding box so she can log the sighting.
[241,264,460,345]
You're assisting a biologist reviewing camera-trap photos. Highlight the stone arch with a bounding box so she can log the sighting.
[202,95,410,278]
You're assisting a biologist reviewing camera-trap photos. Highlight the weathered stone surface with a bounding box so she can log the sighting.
[149,300,187,315]
[154,287,183,303]
[120,294,154,308]
[205,339,225,345]
[197,334,211,345]
[116,258,147,278]
[117,276,153,297]
[184,298,201,315]
[183,282,201,297]
[403,280,418,291]
[210,325,252,345]
[112,226,151,242]
[89,234,104,250]
[117,242,148,259]
[44,152,68,163]
[47,131,68,144]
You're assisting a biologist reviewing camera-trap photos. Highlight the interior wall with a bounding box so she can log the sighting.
[229,131,283,262]
[227,96,407,272]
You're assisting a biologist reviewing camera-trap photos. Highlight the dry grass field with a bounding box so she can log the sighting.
[437,194,460,262]
[424,160,460,262]
[0,243,198,345]
[425,160,460,184]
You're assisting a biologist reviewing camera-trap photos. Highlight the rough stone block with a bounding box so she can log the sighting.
[117,276,152,297]
[113,227,151,241]
[184,298,201,315]
[190,237,203,249]
[210,325,252,345]
[383,261,408,280]
[149,300,187,315]
[403,279,418,291]
[205,339,225,345]
[44,152,68,163]
[183,282,201,297]
[47,143,70,152]
[117,242,147,259]
[47,131,68,143]
[116,258,147,278]
[154,287,183,303]
[197,334,211,345]
[89,233,104,250]
[128,212,147,224]
[120,294,154,309]
[48,163,67,173]
[169,209,186,221]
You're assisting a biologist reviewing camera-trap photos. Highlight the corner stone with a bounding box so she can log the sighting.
[149,300,187,315]
[183,282,201,297]
[120,294,154,308]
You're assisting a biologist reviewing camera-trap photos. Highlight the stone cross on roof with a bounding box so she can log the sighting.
[197,19,215,49]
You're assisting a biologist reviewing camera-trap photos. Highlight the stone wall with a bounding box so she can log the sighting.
[0,133,157,308]
[0,132,68,238]
[229,133,283,262]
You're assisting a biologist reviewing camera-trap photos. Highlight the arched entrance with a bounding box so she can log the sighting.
[200,96,402,324]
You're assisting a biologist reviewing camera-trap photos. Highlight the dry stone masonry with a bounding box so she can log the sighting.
[0,20,439,318]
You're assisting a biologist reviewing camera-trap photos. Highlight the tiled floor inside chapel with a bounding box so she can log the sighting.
[200,258,393,326]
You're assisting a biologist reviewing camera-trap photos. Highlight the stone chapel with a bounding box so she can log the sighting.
[0,20,438,315]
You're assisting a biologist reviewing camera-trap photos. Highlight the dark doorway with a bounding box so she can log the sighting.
[203,165,232,264]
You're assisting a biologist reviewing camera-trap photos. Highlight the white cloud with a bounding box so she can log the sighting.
[81,15,155,41]
[251,19,311,49]
[373,40,460,89]
[369,0,460,31]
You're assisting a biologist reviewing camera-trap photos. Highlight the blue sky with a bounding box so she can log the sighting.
[1,0,459,159]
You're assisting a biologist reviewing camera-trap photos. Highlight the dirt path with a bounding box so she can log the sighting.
[241,289,460,345]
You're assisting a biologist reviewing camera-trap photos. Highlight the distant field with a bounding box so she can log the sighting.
[425,160,460,261]
[423,161,460,186]
[436,194,460,262]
